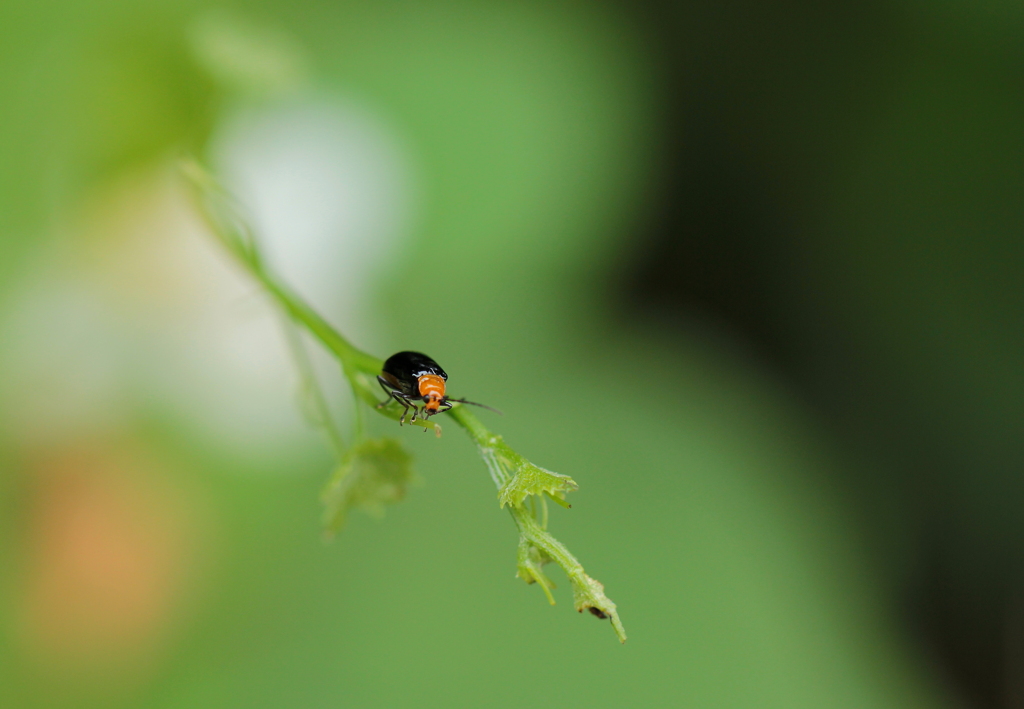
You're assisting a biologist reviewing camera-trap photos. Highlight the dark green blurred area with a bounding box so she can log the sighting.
[2,1,1023,707]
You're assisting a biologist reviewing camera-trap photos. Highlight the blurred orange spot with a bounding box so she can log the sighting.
[18,445,195,681]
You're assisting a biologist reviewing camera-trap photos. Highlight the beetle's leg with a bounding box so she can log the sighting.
[403,398,421,426]
[376,376,396,409]
[374,377,426,426]
[387,391,415,425]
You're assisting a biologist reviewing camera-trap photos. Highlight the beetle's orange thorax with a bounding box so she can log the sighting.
[418,374,446,412]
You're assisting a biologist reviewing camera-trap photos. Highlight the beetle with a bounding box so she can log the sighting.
[376,351,498,425]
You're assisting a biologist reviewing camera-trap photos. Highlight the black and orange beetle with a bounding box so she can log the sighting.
[376,351,498,425]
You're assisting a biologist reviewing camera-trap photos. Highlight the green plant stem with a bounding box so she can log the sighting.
[449,406,626,643]
[183,158,624,642]
[261,275,382,376]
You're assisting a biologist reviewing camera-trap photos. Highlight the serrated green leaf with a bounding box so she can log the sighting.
[498,462,578,509]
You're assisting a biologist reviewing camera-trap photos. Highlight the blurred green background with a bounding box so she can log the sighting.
[2,1,1023,707]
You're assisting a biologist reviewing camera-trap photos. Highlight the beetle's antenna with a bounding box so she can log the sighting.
[447,398,503,415]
